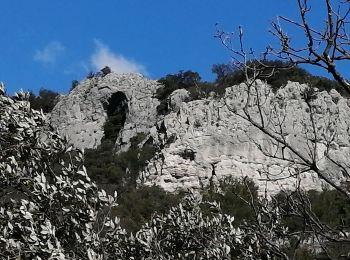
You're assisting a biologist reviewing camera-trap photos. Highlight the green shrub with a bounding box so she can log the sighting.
[0,90,122,259]
[156,70,201,114]
[274,189,350,259]
[187,81,227,99]
[156,70,227,114]
[113,185,184,233]
[84,133,156,195]
[308,189,350,228]
[201,177,258,225]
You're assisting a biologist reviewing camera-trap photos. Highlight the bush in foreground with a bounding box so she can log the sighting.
[0,87,123,259]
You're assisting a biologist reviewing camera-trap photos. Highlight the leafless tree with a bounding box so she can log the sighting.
[271,0,350,95]
[216,0,350,258]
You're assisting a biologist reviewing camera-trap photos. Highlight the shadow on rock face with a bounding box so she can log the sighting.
[103,91,129,143]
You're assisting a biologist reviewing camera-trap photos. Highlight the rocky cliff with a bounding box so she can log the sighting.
[49,73,161,150]
[49,73,350,194]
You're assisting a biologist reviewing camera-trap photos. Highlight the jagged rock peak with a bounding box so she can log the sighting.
[49,73,161,149]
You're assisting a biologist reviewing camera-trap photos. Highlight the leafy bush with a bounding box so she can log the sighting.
[156,70,226,114]
[156,70,201,114]
[0,88,124,259]
[202,177,258,225]
[114,194,237,259]
[308,189,350,227]
[113,185,184,233]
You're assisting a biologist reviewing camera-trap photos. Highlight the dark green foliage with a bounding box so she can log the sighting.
[156,70,225,114]
[187,81,227,100]
[308,189,350,228]
[112,185,184,233]
[156,101,169,115]
[212,60,343,94]
[129,133,147,149]
[308,76,345,96]
[212,63,234,81]
[84,130,174,234]
[275,189,350,259]
[84,133,156,195]
[103,114,126,143]
[156,70,200,115]
[202,177,258,225]
[275,189,350,232]
[28,88,59,113]
[212,60,307,90]
[158,70,201,93]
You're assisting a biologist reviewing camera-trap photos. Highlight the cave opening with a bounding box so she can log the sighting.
[102,91,129,144]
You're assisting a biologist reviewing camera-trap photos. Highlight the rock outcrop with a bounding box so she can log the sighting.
[50,74,350,194]
[49,73,161,150]
[141,81,350,193]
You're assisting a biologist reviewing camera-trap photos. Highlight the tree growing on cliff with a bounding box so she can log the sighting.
[216,0,350,258]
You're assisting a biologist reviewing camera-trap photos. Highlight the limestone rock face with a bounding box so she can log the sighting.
[49,73,161,149]
[49,75,350,194]
[140,81,350,194]
[169,89,190,112]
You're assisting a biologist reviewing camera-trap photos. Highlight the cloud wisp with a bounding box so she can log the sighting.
[91,40,146,74]
[34,41,65,64]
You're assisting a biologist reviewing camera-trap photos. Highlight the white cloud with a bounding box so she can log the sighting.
[34,41,65,64]
[91,40,146,74]
[64,61,89,76]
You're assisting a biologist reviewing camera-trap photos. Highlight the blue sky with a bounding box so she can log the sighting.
[0,1,324,94]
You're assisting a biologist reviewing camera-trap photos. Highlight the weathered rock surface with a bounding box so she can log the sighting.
[49,73,161,149]
[50,75,350,194]
[141,81,350,194]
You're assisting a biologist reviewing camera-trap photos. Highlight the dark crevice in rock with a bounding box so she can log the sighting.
[102,91,129,144]
[179,149,196,161]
